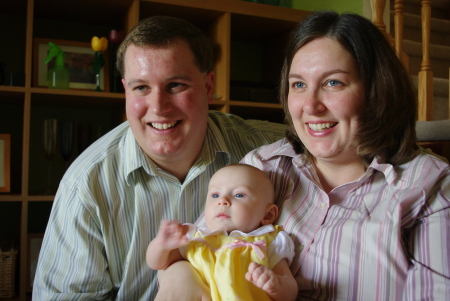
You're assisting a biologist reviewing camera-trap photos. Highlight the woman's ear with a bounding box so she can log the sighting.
[261,204,278,225]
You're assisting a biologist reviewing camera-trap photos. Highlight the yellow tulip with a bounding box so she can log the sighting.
[91,36,108,52]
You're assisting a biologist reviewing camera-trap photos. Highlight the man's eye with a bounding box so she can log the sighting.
[136,85,147,92]
[167,82,187,94]
[169,83,181,89]
[234,193,244,198]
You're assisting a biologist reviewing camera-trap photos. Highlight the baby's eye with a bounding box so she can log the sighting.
[234,193,244,198]
[212,193,219,198]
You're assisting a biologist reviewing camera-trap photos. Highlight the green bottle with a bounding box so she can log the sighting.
[45,42,70,89]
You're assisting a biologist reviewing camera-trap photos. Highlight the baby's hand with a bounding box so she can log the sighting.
[245,262,280,294]
[156,219,189,250]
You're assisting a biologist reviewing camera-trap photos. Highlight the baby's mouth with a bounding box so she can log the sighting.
[216,212,230,218]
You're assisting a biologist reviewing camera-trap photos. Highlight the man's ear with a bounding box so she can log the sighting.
[205,71,215,104]
[261,204,278,226]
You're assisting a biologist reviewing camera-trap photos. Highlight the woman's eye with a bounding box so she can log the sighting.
[234,193,244,198]
[293,82,305,89]
[326,80,341,87]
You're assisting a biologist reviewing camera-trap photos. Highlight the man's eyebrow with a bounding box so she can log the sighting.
[126,78,147,87]
[126,75,193,87]
[167,74,193,82]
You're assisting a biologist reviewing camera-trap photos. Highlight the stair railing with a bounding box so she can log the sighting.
[418,0,434,121]
[371,0,434,121]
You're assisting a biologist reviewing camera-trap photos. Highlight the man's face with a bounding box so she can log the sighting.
[122,41,214,171]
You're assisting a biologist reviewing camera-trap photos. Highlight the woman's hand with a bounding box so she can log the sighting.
[155,261,211,301]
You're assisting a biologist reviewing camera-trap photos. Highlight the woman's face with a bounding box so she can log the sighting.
[288,37,365,164]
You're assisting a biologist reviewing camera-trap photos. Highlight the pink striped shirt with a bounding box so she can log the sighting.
[241,138,450,300]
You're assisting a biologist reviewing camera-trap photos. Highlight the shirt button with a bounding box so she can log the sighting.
[320,202,328,209]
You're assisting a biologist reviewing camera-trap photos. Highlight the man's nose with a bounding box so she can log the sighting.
[149,90,172,115]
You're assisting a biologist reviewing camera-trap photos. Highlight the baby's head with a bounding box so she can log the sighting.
[205,164,278,233]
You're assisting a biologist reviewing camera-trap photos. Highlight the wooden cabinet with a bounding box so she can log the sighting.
[0,0,308,299]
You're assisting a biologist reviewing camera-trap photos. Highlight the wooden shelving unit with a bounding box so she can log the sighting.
[0,0,309,299]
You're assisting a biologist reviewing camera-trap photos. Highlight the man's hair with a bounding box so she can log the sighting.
[116,16,213,77]
[280,11,417,166]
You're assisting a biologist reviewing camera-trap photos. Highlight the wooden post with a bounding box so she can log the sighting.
[418,0,433,121]
[393,0,409,70]
[371,0,394,44]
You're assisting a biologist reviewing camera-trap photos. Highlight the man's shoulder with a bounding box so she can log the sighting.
[207,110,285,135]
[62,122,130,182]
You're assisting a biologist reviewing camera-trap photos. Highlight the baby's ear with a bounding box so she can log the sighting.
[261,204,278,225]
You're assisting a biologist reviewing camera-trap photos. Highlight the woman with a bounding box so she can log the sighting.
[241,11,450,300]
[156,11,450,300]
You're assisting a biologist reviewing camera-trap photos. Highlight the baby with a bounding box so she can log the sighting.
[147,164,297,301]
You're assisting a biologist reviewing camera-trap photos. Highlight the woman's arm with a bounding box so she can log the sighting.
[404,194,450,299]
[245,259,298,301]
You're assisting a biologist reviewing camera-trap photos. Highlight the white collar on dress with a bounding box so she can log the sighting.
[197,224,275,237]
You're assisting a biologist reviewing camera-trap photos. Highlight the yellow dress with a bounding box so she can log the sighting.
[184,225,285,301]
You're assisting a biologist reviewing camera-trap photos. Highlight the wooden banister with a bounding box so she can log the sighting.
[372,0,392,43]
[371,0,408,68]
[393,0,404,58]
[372,0,434,121]
[418,0,433,121]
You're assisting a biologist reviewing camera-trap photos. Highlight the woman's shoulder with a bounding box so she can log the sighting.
[247,138,292,156]
[395,149,450,188]
[410,148,450,172]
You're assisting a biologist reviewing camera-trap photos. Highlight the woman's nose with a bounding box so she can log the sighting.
[303,90,325,115]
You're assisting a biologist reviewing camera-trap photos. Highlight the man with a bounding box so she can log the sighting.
[33,16,285,300]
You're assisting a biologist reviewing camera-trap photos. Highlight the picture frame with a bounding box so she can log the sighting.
[27,233,45,292]
[33,38,109,91]
[0,134,10,193]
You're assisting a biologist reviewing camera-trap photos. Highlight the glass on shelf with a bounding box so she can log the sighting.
[43,119,57,195]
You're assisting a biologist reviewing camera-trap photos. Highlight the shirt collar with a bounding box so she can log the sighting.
[123,116,233,184]
[261,139,398,186]
[261,139,311,168]
[200,115,231,165]
[197,224,275,237]
[123,127,150,185]
[366,156,397,185]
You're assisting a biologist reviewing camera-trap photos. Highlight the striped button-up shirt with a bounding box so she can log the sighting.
[32,111,286,301]
[241,138,450,300]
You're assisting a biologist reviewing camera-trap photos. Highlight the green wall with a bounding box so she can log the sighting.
[292,0,364,15]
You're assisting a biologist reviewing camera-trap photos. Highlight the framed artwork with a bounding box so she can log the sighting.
[33,38,109,91]
[27,233,45,292]
[0,134,10,193]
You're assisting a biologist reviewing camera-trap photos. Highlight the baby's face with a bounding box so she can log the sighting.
[204,165,274,233]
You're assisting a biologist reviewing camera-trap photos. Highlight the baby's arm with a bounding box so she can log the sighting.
[146,219,189,270]
[245,259,297,301]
